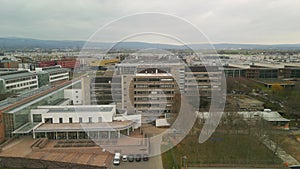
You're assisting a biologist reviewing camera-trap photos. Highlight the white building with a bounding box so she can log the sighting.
[26,105,141,140]
[196,111,290,130]
[64,88,83,105]
[0,69,38,94]
[31,105,116,124]
[36,65,69,83]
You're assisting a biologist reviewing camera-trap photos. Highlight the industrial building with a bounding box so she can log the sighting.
[237,111,290,130]
[283,65,300,79]
[0,69,39,94]
[197,111,290,130]
[36,65,70,84]
[222,63,300,79]
[38,58,80,69]
[0,66,70,95]
[0,56,20,68]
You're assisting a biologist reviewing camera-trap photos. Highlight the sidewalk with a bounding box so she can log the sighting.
[261,135,299,165]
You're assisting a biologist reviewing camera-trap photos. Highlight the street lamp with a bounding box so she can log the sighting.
[181,155,187,169]
[173,128,176,139]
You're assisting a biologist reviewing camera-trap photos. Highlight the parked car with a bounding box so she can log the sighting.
[128,154,134,162]
[135,154,142,162]
[122,155,127,162]
[113,152,120,165]
[143,154,149,161]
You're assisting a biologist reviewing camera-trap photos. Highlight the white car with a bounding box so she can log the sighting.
[122,155,127,162]
[113,153,121,165]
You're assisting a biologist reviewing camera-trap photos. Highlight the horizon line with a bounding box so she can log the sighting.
[1,36,300,46]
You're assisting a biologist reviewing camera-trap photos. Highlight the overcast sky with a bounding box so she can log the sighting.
[1,0,300,44]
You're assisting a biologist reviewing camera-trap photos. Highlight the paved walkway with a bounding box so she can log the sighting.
[261,135,299,165]
[0,136,110,167]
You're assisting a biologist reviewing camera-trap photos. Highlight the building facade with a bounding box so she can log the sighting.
[0,69,38,94]
[90,57,223,117]
[36,66,70,84]
[185,66,222,98]
[26,105,138,140]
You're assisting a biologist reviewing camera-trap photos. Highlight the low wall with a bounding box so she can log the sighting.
[0,156,107,169]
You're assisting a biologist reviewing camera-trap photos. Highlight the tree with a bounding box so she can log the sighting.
[271,84,283,94]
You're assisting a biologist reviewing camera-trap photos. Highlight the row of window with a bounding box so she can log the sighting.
[134,84,174,88]
[134,78,174,82]
[134,104,173,108]
[6,81,38,89]
[6,76,37,84]
[43,117,103,123]
[50,75,69,80]
[134,91,174,95]
[49,71,69,76]
[134,97,173,101]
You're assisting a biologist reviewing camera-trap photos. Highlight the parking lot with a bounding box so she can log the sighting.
[109,155,163,169]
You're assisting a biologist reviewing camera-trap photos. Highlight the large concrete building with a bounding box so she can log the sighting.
[130,70,178,115]
[90,55,224,119]
[90,76,121,106]
[91,55,185,117]
[185,66,222,98]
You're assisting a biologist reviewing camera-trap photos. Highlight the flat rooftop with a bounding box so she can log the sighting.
[255,78,296,85]
[35,121,134,132]
[0,71,36,80]
[3,80,80,114]
[36,105,115,113]
[46,107,114,113]
[135,73,173,77]
[12,122,42,134]
[118,55,184,66]
[233,95,264,104]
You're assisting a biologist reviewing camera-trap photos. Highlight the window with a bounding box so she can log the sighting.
[79,117,83,123]
[89,117,92,123]
[69,118,73,123]
[98,117,102,122]
[44,118,53,124]
[59,118,63,123]
[33,114,42,122]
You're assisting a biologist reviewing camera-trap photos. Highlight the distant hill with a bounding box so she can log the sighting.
[0,37,85,49]
[1,37,300,50]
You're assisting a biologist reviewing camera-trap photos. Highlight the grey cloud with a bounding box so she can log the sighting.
[0,0,299,44]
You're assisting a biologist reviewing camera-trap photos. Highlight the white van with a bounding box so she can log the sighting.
[113,152,121,165]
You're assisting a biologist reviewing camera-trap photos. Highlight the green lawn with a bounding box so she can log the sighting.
[162,131,282,169]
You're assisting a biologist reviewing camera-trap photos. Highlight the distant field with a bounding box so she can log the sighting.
[162,131,282,169]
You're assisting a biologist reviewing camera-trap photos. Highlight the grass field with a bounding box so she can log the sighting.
[162,130,282,169]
